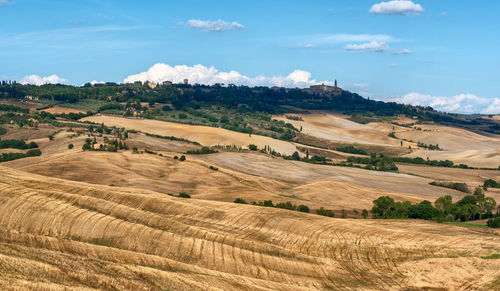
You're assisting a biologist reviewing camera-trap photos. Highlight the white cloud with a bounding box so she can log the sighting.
[370,0,423,15]
[123,63,332,88]
[440,11,448,16]
[186,19,244,32]
[390,63,399,68]
[0,0,15,6]
[344,41,389,52]
[389,92,500,114]
[291,43,316,49]
[90,80,105,85]
[392,48,412,54]
[317,33,394,43]
[21,74,67,85]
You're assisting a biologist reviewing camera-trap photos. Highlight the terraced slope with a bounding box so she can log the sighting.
[0,166,499,290]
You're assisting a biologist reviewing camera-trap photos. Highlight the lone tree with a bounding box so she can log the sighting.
[371,196,395,218]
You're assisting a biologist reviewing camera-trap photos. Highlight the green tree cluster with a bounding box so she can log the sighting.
[371,190,497,224]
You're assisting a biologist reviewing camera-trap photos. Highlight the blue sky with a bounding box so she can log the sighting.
[1,0,499,113]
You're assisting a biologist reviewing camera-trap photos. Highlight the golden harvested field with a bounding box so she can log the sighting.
[6,126,492,213]
[2,114,500,290]
[0,166,499,290]
[43,106,87,114]
[275,112,500,168]
[82,115,299,154]
[275,112,399,146]
[397,124,500,168]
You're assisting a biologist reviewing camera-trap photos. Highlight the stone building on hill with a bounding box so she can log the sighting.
[303,79,342,96]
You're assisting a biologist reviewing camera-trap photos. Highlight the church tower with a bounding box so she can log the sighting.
[334,79,337,87]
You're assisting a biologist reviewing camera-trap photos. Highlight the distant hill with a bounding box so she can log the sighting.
[2,81,500,134]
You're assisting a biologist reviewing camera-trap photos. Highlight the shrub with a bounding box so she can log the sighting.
[435,195,453,215]
[178,192,191,198]
[248,144,258,151]
[179,155,186,161]
[68,144,74,149]
[275,201,297,210]
[487,217,500,228]
[178,113,188,119]
[285,115,303,121]
[316,207,334,217]
[82,143,92,151]
[430,181,469,193]
[186,147,217,154]
[98,103,124,112]
[261,200,274,207]
[234,198,247,204]
[362,209,369,219]
[310,155,327,162]
[252,200,274,207]
[0,149,42,162]
[473,187,484,197]
[341,209,347,218]
[457,195,478,206]
[408,200,439,220]
[0,139,38,149]
[209,165,218,171]
[336,145,368,155]
[279,129,295,141]
[297,205,310,213]
[173,155,178,159]
[484,179,499,188]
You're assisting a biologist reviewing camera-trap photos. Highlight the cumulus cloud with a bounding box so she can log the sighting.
[0,0,15,6]
[392,48,412,54]
[291,43,316,49]
[90,80,105,85]
[21,74,67,85]
[389,92,500,114]
[344,41,389,52]
[186,19,244,32]
[123,63,332,88]
[370,0,423,15]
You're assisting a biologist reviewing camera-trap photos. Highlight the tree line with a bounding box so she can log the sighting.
[371,189,498,227]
